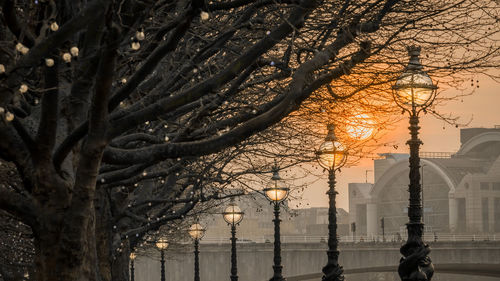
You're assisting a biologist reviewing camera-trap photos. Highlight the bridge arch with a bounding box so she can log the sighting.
[456,131,500,157]
[371,158,456,200]
[368,158,457,234]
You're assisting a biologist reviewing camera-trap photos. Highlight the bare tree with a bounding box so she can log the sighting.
[0,211,34,281]
[99,121,320,279]
[0,0,498,280]
[0,161,34,281]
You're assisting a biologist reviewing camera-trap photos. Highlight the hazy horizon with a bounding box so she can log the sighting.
[293,73,500,211]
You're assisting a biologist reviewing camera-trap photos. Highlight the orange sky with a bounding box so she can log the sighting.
[294,74,500,211]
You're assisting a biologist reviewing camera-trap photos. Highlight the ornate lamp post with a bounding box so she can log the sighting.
[317,124,347,281]
[263,167,290,281]
[392,46,437,281]
[156,238,169,281]
[188,223,206,281]
[222,202,244,281]
[129,252,136,281]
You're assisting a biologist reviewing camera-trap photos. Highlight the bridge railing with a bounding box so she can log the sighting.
[198,236,328,244]
[340,233,499,243]
[199,233,499,244]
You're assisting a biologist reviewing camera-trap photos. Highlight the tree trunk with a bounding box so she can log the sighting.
[94,187,130,281]
[111,251,130,281]
[33,210,98,281]
[96,187,112,281]
[0,267,26,281]
[32,170,99,281]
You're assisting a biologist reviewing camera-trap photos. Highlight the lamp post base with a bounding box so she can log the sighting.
[269,264,285,281]
[398,222,434,281]
[322,249,344,281]
[321,268,344,281]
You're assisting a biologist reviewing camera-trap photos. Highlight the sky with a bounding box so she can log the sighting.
[294,74,500,211]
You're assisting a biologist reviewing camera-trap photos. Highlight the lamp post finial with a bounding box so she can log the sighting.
[406,45,423,71]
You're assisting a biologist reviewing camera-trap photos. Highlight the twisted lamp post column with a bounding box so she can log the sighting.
[317,124,346,281]
[408,111,423,227]
[194,239,200,281]
[263,167,289,281]
[322,169,343,281]
[393,46,437,281]
[160,249,166,281]
[223,202,244,281]
[230,224,238,281]
[271,203,283,280]
[130,259,135,281]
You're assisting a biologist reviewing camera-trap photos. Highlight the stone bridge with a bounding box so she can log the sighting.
[134,241,500,281]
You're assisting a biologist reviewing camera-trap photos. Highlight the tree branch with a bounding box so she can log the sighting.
[107,0,318,137]
[0,186,37,227]
[108,3,198,111]
[1,0,36,47]
[102,40,372,164]
[35,60,59,165]
[9,0,108,71]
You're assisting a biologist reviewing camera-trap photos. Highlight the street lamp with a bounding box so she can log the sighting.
[421,164,426,224]
[317,124,347,281]
[392,46,437,281]
[380,217,385,242]
[222,202,244,281]
[263,166,290,281]
[188,223,206,281]
[156,238,169,281]
[130,252,136,281]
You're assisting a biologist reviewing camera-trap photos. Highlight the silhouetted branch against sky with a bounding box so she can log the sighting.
[0,0,498,280]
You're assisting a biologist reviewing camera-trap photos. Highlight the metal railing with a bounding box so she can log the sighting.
[199,233,500,244]
[419,151,454,159]
[339,233,499,243]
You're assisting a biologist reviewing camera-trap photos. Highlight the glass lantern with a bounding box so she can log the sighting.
[263,168,289,202]
[393,46,437,108]
[188,223,206,240]
[222,203,244,225]
[317,124,346,170]
[155,238,169,250]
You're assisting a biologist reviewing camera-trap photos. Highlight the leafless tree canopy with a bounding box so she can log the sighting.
[0,0,498,280]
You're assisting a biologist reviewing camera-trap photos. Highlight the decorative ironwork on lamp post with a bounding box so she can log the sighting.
[222,202,244,281]
[263,166,290,281]
[317,124,347,281]
[188,223,206,281]
[130,252,136,281]
[156,238,169,281]
[392,45,437,281]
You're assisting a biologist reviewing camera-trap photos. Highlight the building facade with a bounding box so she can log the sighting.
[203,193,349,242]
[349,127,500,237]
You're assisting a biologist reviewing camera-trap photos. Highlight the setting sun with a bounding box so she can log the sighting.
[346,113,375,140]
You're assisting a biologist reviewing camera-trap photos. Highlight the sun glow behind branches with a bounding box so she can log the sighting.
[345,113,375,141]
